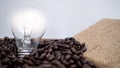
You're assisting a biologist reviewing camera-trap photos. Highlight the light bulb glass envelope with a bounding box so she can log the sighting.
[11,7,46,57]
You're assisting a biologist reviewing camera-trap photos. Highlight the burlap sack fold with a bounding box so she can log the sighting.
[74,19,120,68]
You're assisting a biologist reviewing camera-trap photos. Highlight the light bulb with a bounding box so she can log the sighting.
[10,7,46,57]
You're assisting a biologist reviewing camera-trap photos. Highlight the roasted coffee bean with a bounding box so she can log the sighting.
[52,60,65,68]
[7,54,16,60]
[17,59,23,65]
[61,59,69,65]
[83,64,92,68]
[39,53,46,59]
[69,41,74,45]
[53,45,58,50]
[42,61,49,64]
[73,55,80,60]
[23,55,30,60]
[81,43,85,47]
[70,48,76,53]
[1,58,9,64]
[22,64,28,68]
[38,43,46,48]
[44,40,49,45]
[80,57,87,64]
[23,60,34,66]
[4,37,10,42]
[48,55,54,61]
[37,48,44,54]
[69,37,75,41]
[65,38,71,44]
[70,64,77,68]
[74,40,80,45]
[0,46,2,51]
[1,65,8,68]
[68,59,74,64]
[34,53,39,60]
[48,48,52,53]
[30,50,36,56]
[39,64,55,68]
[34,60,40,66]
[77,61,82,67]
[87,61,97,68]
[1,51,6,57]
[0,37,96,68]
[65,54,71,59]
[12,58,18,63]
[62,49,72,55]
[46,53,51,58]
[81,47,87,52]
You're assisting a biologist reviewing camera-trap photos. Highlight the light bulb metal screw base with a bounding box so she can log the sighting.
[17,48,33,57]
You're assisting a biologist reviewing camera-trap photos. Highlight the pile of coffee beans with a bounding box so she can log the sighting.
[0,37,96,68]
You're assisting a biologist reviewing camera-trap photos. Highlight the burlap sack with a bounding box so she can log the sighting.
[74,19,120,68]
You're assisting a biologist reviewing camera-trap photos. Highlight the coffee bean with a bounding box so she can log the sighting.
[69,37,75,41]
[74,41,80,45]
[1,58,9,64]
[48,48,52,53]
[62,49,72,55]
[65,38,71,44]
[73,55,80,60]
[80,57,87,64]
[83,64,92,68]
[46,53,51,58]
[63,44,70,48]
[24,60,34,66]
[30,50,36,56]
[81,47,87,52]
[39,64,55,68]
[4,37,10,42]
[44,40,49,45]
[65,54,71,59]
[22,64,28,68]
[87,61,97,68]
[52,60,65,68]
[71,48,76,53]
[69,41,74,45]
[23,55,30,60]
[42,61,49,64]
[34,60,40,66]
[61,59,69,65]
[77,61,82,67]
[1,51,6,57]
[17,59,23,65]
[48,55,55,61]
[1,65,7,68]
[70,64,77,68]
[53,45,58,50]
[81,43,85,47]
[39,53,46,59]
[68,59,74,64]
[37,48,44,54]
[12,58,18,62]
[0,37,96,68]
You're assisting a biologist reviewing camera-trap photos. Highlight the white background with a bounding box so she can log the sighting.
[0,0,120,39]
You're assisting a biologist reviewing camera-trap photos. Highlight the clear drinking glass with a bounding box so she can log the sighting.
[10,7,46,57]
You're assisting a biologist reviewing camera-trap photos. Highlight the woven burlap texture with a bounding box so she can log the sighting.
[74,19,120,68]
